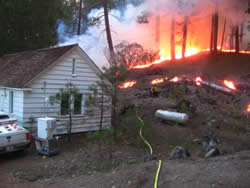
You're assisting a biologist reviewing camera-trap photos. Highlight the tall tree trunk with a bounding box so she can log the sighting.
[103,0,114,57]
[220,19,227,51]
[182,16,188,58]
[77,0,83,35]
[235,25,240,53]
[155,14,160,49]
[103,0,117,135]
[210,15,215,52]
[171,16,176,60]
[213,12,219,55]
[68,109,72,142]
[230,27,234,50]
[99,91,104,130]
[240,24,244,45]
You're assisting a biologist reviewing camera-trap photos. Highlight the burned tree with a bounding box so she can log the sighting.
[182,16,188,58]
[210,15,215,52]
[235,25,240,53]
[213,11,219,55]
[220,19,227,51]
[171,16,176,60]
[210,0,219,55]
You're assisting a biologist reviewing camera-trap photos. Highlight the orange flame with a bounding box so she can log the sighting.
[195,77,202,86]
[224,80,237,90]
[151,77,168,85]
[247,104,250,113]
[152,78,164,85]
[119,81,136,89]
[129,46,250,70]
[170,76,181,83]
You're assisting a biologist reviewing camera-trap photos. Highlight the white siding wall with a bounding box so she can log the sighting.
[0,88,24,122]
[23,48,111,134]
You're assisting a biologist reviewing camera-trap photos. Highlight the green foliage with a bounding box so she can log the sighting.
[49,83,80,108]
[223,118,250,136]
[101,64,128,86]
[115,41,160,69]
[120,107,152,147]
[134,80,145,90]
[87,127,116,146]
[228,103,245,118]
[179,101,189,113]
[49,83,81,140]
[0,0,72,55]
[168,86,185,101]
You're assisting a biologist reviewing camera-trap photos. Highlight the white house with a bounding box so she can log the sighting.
[0,44,111,134]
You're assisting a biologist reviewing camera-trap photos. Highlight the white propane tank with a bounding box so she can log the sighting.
[155,110,189,124]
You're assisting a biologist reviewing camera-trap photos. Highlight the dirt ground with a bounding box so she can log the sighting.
[1,52,250,188]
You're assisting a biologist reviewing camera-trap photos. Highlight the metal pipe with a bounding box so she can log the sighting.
[155,110,189,124]
[200,80,233,94]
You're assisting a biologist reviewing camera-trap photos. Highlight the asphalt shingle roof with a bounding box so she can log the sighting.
[0,44,77,88]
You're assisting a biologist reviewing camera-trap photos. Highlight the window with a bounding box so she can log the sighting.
[74,94,82,114]
[60,93,83,115]
[61,93,70,115]
[72,58,77,76]
[9,91,14,113]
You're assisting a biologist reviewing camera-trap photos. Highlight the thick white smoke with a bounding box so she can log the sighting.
[59,3,150,68]
[59,0,249,68]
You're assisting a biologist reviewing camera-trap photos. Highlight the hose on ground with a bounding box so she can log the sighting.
[135,106,162,188]
[136,109,153,155]
[154,160,162,188]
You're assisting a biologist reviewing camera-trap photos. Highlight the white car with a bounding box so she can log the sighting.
[0,124,31,154]
[0,112,16,125]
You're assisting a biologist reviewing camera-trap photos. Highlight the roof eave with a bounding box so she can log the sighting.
[0,86,32,91]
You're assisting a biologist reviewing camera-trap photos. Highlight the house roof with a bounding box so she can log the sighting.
[0,44,78,88]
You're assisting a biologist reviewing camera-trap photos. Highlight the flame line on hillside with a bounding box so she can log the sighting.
[130,47,250,70]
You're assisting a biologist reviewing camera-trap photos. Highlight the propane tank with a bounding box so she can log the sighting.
[155,110,189,124]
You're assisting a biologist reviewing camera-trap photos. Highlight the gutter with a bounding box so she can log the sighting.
[0,86,32,91]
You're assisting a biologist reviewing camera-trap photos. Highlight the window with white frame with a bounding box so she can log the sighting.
[60,93,83,115]
[72,58,77,76]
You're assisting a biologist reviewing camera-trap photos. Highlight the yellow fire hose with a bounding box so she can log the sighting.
[136,107,162,188]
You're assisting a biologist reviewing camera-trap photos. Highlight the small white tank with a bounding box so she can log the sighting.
[155,110,189,124]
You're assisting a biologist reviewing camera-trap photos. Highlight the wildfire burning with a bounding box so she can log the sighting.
[151,77,168,85]
[130,47,250,70]
[223,80,237,90]
[170,76,181,83]
[247,104,250,113]
[119,81,136,89]
[195,77,202,86]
